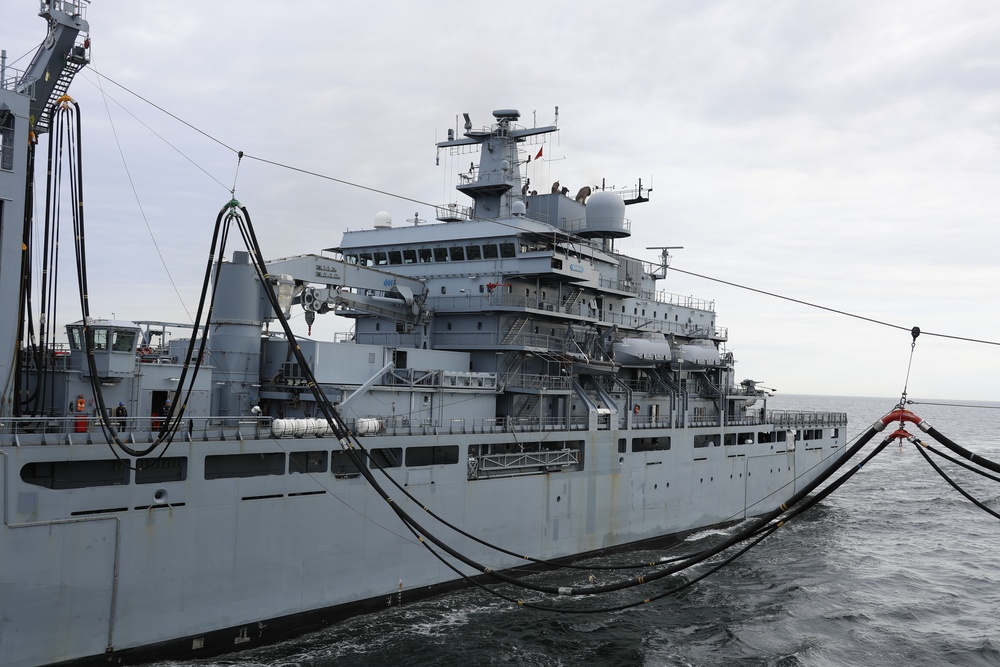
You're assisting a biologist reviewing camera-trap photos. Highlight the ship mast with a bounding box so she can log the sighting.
[436,109,556,220]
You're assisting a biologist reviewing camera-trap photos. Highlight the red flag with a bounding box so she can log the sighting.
[535,146,543,160]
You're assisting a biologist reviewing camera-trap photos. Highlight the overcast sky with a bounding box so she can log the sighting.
[4,0,999,401]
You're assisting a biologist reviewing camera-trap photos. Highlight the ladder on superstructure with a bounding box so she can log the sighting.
[33,55,86,134]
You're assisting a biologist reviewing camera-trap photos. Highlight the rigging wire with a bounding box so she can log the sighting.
[35,74,1000,608]
[182,205,895,605]
[88,69,238,154]
[906,400,1000,410]
[78,71,1000,351]
[896,326,920,409]
[665,266,1000,347]
[43,84,255,451]
[32,86,911,596]
[40,97,234,465]
[87,67,196,322]
[78,71,232,192]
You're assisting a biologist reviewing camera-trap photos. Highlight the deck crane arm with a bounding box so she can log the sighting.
[265,254,430,328]
[18,0,91,135]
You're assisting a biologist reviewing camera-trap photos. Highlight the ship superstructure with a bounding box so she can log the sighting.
[0,4,847,666]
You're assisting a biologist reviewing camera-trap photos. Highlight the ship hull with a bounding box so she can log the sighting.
[1,424,843,666]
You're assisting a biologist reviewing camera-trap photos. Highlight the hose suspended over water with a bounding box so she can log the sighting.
[215,200,903,608]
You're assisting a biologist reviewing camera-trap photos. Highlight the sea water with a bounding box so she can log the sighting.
[153,395,1000,667]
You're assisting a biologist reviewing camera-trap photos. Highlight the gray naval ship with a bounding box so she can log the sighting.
[1,2,847,665]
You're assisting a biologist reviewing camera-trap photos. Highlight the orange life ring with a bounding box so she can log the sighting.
[633,404,640,415]
[76,397,86,412]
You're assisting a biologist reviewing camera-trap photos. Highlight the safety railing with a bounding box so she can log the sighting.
[0,415,269,446]
[768,410,848,427]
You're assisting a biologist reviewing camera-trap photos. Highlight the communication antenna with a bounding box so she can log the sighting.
[646,246,683,279]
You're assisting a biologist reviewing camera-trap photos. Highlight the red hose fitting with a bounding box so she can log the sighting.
[880,409,922,426]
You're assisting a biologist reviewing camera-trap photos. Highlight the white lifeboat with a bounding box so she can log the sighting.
[675,339,721,369]
[612,337,673,367]
[355,417,383,436]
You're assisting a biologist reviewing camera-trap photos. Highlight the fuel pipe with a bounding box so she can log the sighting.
[224,201,992,613]
[879,409,1000,475]
[882,410,1000,523]
[221,211,901,606]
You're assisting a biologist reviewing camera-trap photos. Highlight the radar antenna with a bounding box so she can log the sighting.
[646,246,683,279]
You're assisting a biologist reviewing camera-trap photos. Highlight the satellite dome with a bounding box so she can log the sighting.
[373,211,392,229]
[579,191,629,239]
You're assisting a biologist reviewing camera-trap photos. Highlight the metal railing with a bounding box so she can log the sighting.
[0,408,847,447]
[0,415,268,446]
[768,410,848,427]
[469,448,581,479]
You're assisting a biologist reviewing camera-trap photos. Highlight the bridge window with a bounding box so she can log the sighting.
[374,251,388,265]
[483,243,499,259]
[92,328,109,350]
[388,250,402,265]
[68,327,82,350]
[450,246,465,261]
[434,247,448,262]
[0,113,13,171]
[499,242,516,258]
[418,248,432,263]
[112,330,136,352]
[465,245,482,260]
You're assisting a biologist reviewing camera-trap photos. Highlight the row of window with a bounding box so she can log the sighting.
[66,326,137,352]
[18,446,458,489]
[19,429,839,490]
[344,242,518,267]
